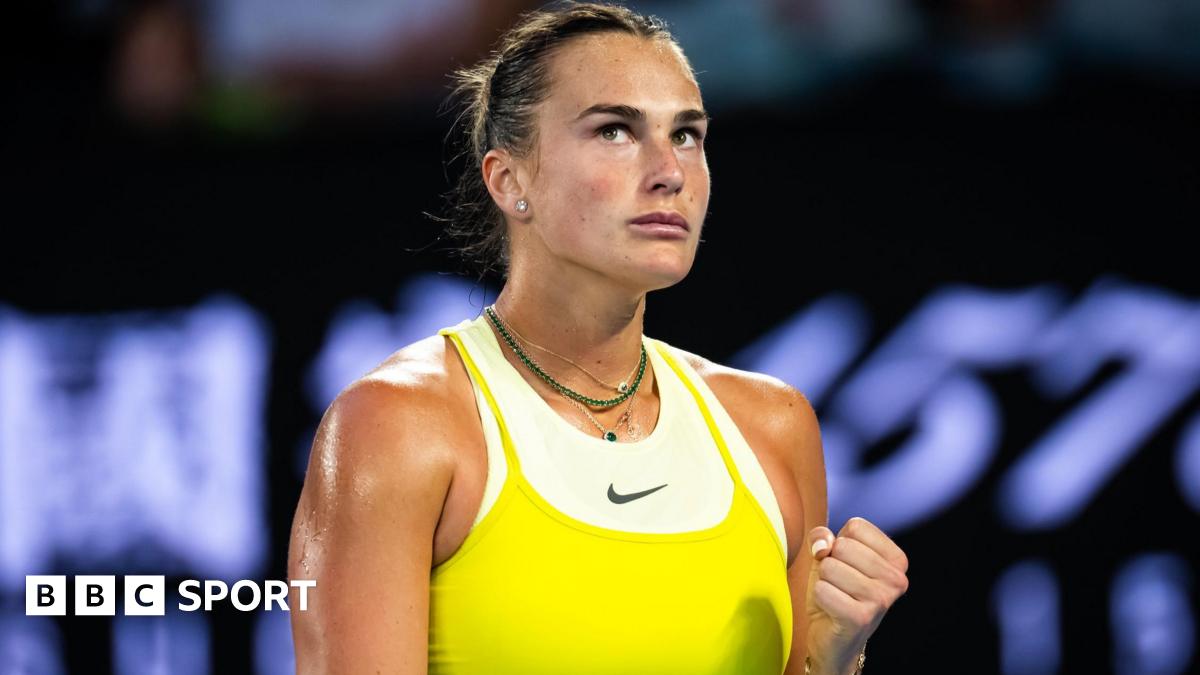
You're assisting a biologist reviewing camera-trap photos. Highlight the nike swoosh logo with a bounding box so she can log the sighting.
[607,482,668,504]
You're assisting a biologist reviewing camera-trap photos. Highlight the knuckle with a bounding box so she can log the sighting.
[872,588,892,610]
[870,598,887,618]
[881,589,898,609]
[818,557,836,576]
[873,583,892,605]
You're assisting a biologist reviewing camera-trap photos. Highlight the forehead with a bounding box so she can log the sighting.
[541,32,702,119]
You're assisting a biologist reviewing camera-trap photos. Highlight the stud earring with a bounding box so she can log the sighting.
[516,199,528,213]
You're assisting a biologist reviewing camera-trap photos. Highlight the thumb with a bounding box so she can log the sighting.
[808,526,835,559]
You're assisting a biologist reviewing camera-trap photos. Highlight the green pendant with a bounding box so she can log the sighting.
[604,431,618,442]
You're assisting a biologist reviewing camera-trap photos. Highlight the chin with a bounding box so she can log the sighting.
[629,258,693,292]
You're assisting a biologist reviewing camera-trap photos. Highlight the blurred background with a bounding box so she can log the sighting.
[2,0,1199,673]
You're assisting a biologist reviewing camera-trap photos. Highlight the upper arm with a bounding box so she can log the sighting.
[287,379,457,675]
[775,387,827,675]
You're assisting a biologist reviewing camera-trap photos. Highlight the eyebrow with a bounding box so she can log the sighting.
[573,103,710,125]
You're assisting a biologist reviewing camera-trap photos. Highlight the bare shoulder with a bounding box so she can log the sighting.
[669,345,822,462]
[287,333,478,674]
[304,333,475,486]
[292,332,483,537]
[361,332,468,393]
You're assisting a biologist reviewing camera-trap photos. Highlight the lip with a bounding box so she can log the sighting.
[629,211,690,231]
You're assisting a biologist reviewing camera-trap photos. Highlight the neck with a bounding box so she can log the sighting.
[491,264,648,388]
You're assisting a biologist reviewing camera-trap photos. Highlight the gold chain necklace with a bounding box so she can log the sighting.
[485,305,645,408]
[500,313,641,394]
[564,379,640,441]
[489,305,645,442]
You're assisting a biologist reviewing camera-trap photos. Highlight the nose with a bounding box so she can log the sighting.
[641,135,684,195]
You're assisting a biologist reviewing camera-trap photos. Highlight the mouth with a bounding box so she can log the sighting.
[629,211,690,231]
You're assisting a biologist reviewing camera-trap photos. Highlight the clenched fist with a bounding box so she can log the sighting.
[804,516,910,675]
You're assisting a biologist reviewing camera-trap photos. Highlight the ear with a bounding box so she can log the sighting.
[482,148,530,220]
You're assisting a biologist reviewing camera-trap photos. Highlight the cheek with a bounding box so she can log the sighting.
[551,167,622,227]
[582,174,619,205]
[533,170,611,252]
[567,154,620,200]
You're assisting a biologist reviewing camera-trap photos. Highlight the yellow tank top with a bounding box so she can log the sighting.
[430,320,793,674]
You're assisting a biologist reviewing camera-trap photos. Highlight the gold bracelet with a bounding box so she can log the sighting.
[804,646,866,675]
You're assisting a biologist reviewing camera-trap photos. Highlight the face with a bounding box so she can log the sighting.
[509,32,710,291]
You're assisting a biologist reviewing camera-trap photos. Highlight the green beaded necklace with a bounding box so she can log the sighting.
[485,305,647,438]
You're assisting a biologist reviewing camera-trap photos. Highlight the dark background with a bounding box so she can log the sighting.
[3,0,1198,673]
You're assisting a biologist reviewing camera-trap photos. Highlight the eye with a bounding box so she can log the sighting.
[598,124,631,143]
[671,127,704,148]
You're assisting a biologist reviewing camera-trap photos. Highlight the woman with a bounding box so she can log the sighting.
[288,3,909,674]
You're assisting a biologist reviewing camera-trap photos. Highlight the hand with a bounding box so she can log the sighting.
[805,516,909,674]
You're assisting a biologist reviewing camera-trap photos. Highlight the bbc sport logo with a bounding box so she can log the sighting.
[26,576,316,616]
